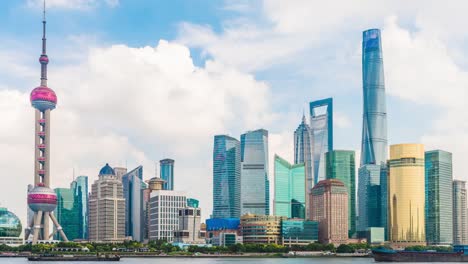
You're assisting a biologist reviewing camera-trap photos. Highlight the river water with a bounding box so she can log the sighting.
[0,257,376,264]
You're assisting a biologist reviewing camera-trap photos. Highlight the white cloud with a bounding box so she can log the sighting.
[26,0,119,10]
[0,39,273,225]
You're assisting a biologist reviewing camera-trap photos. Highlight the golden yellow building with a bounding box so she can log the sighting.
[240,214,286,244]
[388,144,425,247]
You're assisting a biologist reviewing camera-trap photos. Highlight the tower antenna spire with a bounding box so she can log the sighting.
[39,0,49,86]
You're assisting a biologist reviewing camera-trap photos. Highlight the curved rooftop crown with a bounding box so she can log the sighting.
[99,163,115,176]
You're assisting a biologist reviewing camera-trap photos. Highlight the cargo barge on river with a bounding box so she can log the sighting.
[28,254,120,261]
[373,246,468,262]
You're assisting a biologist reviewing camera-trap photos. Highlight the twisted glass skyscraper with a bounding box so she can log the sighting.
[360,29,388,166]
[212,135,241,218]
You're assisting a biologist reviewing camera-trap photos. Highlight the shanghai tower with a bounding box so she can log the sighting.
[360,29,388,166]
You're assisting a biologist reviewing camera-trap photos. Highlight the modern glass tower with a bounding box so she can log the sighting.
[425,150,453,245]
[453,180,467,245]
[360,28,388,166]
[358,165,386,233]
[294,114,313,217]
[273,155,306,219]
[122,166,144,242]
[72,176,88,240]
[325,150,356,237]
[213,135,241,218]
[54,188,79,240]
[160,159,174,190]
[240,129,269,215]
[388,144,425,246]
[310,98,333,185]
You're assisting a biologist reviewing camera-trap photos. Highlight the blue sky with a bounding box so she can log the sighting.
[1,0,467,224]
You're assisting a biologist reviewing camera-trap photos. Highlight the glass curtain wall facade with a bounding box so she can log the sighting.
[425,150,453,245]
[325,150,356,237]
[72,176,88,240]
[122,166,144,242]
[360,28,388,166]
[294,115,313,217]
[281,219,318,245]
[240,129,270,215]
[273,155,306,219]
[160,159,174,190]
[453,180,468,245]
[388,144,425,246]
[310,98,333,185]
[54,188,79,240]
[212,135,241,218]
[358,165,387,234]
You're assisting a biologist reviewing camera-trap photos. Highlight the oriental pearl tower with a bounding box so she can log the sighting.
[25,1,68,244]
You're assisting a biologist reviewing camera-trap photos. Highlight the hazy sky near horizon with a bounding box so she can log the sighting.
[1,0,468,226]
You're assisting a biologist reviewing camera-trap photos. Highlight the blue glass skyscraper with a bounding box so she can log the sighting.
[73,176,88,240]
[360,28,388,166]
[310,98,333,185]
[240,129,269,215]
[160,159,174,190]
[122,166,144,242]
[212,135,241,218]
[425,150,453,245]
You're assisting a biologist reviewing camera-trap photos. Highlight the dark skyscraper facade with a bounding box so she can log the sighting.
[160,159,174,190]
[212,135,241,218]
[310,98,333,185]
[360,28,388,166]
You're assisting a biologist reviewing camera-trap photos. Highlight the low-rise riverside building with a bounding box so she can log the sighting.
[240,214,286,244]
[281,219,318,246]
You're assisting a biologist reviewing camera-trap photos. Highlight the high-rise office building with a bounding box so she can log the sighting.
[325,150,356,237]
[453,180,467,245]
[388,144,425,246]
[89,164,125,242]
[425,150,453,245]
[310,179,348,245]
[360,28,388,166]
[310,98,333,185]
[122,166,144,242]
[160,159,175,190]
[240,129,270,215]
[53,176,89,241]
[212,135,241,218]
[294,114,313,217]
[113,167,127,181]
[357,165,386,233]
[148,190,187,242]
[72,176,88,240]
[54,187,78,240]
[143,176,165,241]
[273,155,306,219]
[26,4,68,244]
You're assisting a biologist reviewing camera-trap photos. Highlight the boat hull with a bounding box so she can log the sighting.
[373,250,468,262]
